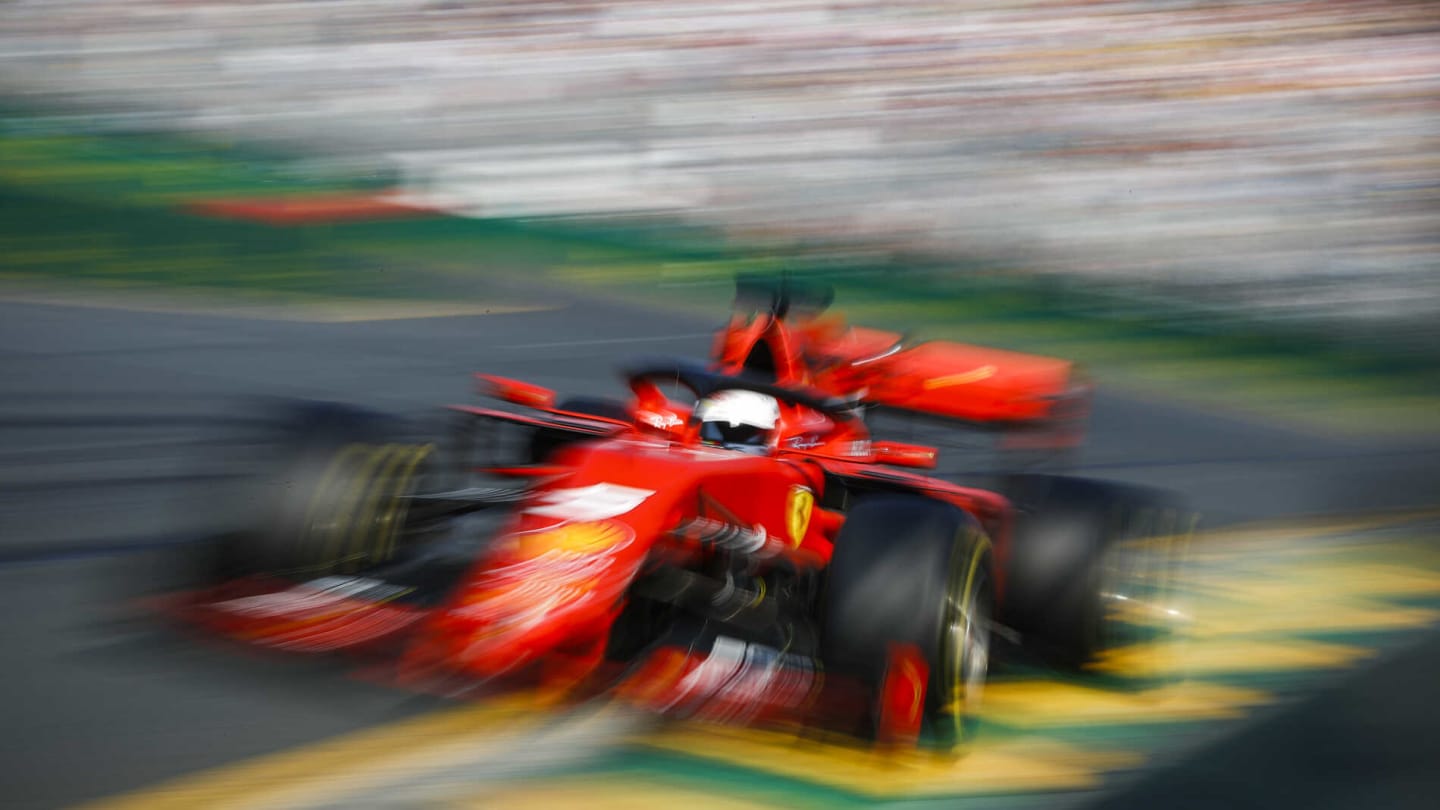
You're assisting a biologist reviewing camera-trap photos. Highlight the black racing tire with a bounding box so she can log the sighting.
[212,402,436,581]
[1000,474,1195,670]
[527,396,630,463]
[821,494,994,750]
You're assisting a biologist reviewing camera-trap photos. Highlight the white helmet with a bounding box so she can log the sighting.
[695,389,780,454]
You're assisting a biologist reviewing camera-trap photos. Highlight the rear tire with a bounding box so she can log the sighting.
[1001,474,1194,669]
[821,494,994,750]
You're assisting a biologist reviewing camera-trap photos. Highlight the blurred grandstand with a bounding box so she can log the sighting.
[2,0,1437,337]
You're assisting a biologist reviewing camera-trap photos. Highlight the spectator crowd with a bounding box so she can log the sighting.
[2,0,1436,322]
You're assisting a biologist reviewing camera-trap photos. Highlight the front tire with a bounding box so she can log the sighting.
[212,402,435,580]
[821,494,994,750]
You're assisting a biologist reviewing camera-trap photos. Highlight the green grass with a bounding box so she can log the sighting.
[0,189,437,299]
[0,133,383,207]
[1,112,1436,436]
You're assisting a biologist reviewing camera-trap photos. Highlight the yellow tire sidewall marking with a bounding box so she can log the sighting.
[299,443,373,572]
[345,444,419,572]
[943,529,992,742]
[319,444,399,572]
[376,444,434,565]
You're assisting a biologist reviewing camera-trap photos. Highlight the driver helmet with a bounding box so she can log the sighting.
[695,389,780,455]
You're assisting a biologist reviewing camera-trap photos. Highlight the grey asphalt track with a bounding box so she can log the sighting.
[1091,629,1440,810]
[1,295,1437,808]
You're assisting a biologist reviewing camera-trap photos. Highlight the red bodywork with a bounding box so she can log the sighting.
[712,309,1092,438]
[415,371,1012,684]
[181,368,1015,728]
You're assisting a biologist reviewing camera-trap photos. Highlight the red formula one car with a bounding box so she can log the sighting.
[712,276,1093,470]
[172,361,1188,749]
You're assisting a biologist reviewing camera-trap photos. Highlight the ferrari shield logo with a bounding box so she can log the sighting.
[786,487,815,547]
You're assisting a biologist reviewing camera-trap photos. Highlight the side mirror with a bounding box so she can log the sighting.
[871,440,938,469]
[475,374,556,410]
